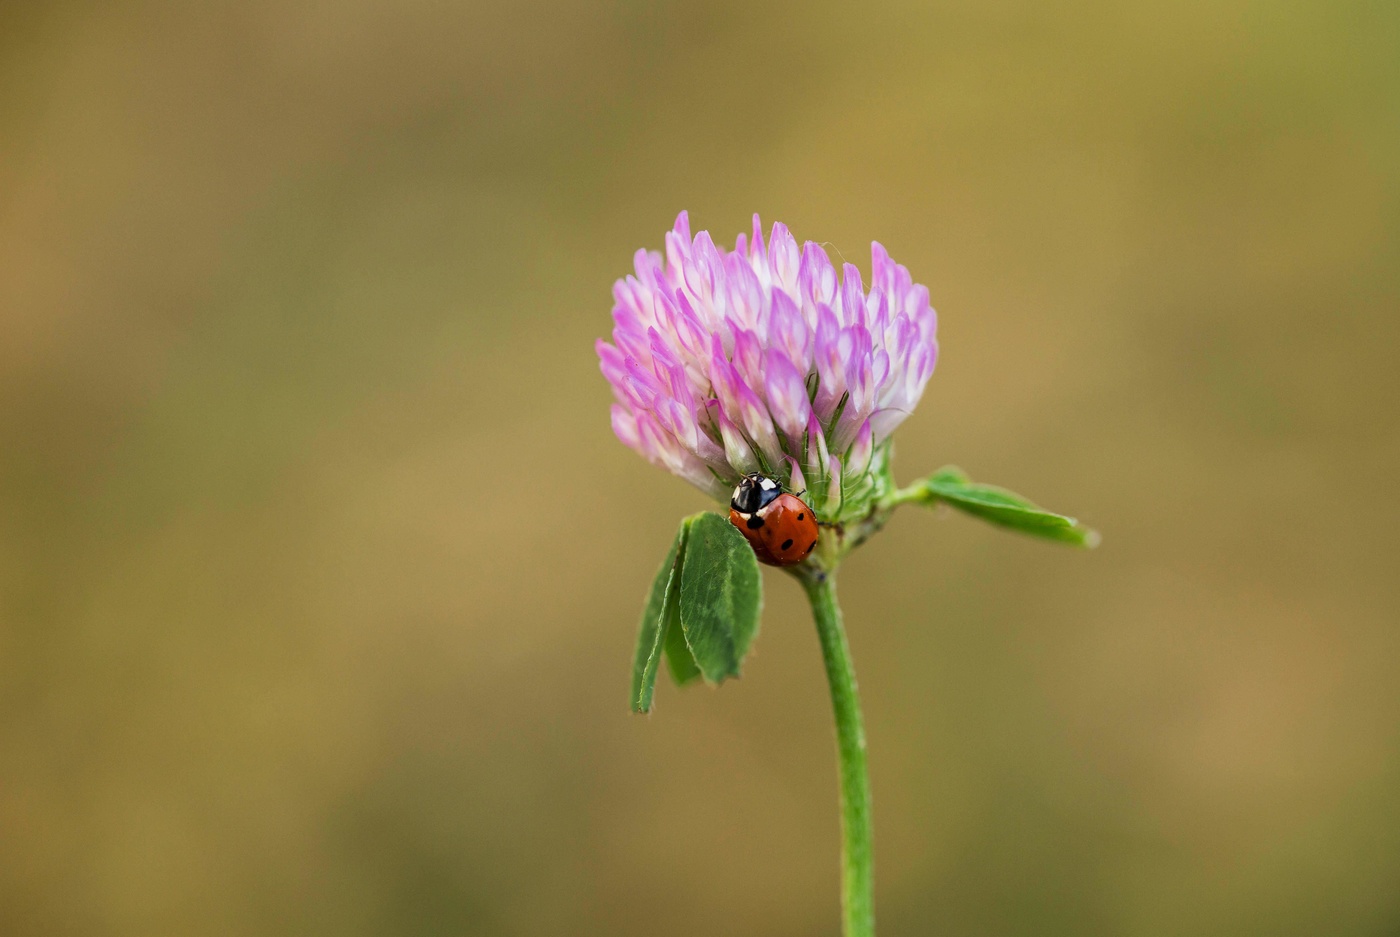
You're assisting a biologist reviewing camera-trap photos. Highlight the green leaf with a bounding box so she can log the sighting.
[919,466,1100,547]
[678,512,763,684]
[629,518,690,713]
[663,600,702,686]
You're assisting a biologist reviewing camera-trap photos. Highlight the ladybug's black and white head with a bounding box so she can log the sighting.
[731,473,782,514]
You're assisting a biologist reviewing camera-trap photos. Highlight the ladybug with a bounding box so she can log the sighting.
[728,473,820,567]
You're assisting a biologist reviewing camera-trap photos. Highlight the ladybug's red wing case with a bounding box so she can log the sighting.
[756,493,819,566]
[729,507,778,564]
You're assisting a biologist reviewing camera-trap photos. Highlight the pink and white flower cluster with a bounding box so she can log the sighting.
[598,212,938,518]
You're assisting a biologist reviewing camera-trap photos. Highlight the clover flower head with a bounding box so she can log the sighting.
[598,212,938,522]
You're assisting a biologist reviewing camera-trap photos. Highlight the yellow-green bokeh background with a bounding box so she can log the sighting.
[2,3,1398,935]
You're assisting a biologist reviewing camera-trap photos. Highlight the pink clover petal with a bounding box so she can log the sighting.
[735,381,784,468]
[764,349,812,443]
[870,241,895,294]
[768,287,814,377]
[730,328,765,397]
[784,456,807,498]
[812,304,847,419]
[634,248,664,287]
[839,263,866,328]
[707,337,742,413]
[682,231,722,311]
[847,419,874,476]
[664,229,691,282]
[749,214,768,275]
[724,252,766,333]
[768,223,799,294]
[611,404,641,451]
[709,401,760,475]
[799,241,837,316]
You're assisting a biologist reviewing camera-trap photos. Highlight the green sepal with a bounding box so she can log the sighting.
[677,512,763,684]
[917,466,1100,547]
[629,518,690,713]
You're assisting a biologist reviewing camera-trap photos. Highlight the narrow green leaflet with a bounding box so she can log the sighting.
[678,512,763,684]
[663,600,702,686]
[629,518,689,713]
[919,466,1100,547]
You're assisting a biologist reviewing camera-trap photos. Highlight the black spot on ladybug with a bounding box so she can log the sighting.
[746,515,765,530]
[797,512,804,520]
[781,538,794,550]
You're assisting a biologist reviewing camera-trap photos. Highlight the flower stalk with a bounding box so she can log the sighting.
[796,567,874,937]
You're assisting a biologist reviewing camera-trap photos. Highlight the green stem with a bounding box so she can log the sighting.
[881,483,929,509]
[801,570,874,937]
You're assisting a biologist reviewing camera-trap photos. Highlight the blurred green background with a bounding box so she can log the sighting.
[2,2,1398,935]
